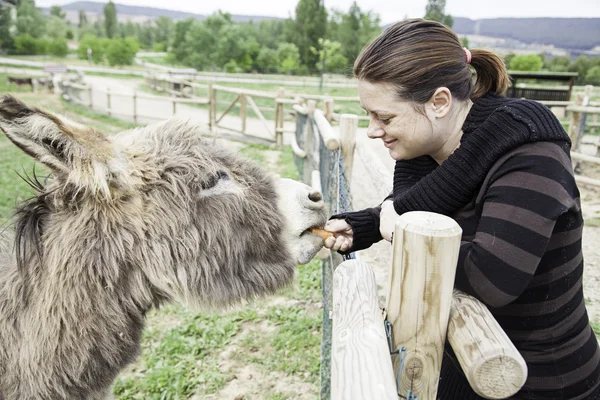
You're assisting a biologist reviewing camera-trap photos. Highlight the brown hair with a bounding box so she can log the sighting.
[353,19,510,102]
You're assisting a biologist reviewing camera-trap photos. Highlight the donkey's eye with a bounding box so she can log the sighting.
[202,170,229,190]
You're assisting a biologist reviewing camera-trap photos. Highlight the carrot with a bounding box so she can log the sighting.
[309,227,334,241]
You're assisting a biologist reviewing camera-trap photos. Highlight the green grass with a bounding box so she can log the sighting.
[113,259,323,399]
[0,135,46,224]
[592,322,600,339]
[60,98,139,132]
[0,73,38,93]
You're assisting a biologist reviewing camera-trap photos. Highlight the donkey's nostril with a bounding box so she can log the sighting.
[308,191,323,202]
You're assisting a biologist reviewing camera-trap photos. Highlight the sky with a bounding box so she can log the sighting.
[35,0,600,25]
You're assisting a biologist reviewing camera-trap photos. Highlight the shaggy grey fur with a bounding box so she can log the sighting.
[0,95,327,399]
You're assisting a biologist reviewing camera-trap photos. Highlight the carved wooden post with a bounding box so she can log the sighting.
[448,291,527,399]
[133,90,138,124]
[339,114,357,182]
[386,211,462,400]
[106,88,111,117]
[332,260,397,400]
[240,93,247,134]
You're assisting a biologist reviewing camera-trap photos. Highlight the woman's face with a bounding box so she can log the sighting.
[358,80,448,161]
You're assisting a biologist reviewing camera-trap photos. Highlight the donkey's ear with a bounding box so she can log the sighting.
[0,95,129,197]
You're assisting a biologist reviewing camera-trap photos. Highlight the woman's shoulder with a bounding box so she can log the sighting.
[479,141,576,197]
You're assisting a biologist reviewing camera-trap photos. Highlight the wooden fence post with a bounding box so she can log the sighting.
[208,82,214,132]
[302,100,317,183]
[386,211,462,400]
[106,88,111,117]
[240,93,247,134]
[211,86,217,130]
[339,114,357,182]
[275,87,286,147]
[575,85,594,150]
[324,98,334,122]
[331,260,397,400]
[133,90,138,124]
[448,291,527,398]
[568,93,584,148]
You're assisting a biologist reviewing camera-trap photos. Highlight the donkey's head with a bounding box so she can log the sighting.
[0,95,327,308]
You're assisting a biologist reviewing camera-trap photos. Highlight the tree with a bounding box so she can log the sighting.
[503,52,516,68]
[294,0,327,73]
[154,16,173,49]
[77,34,106,63]
[14,33,38,54]
[256,48,279,73]
[47,15,69,38]
[0,5,14,52]
[586,66,600,85]
[103,1,117,38]
[460,36,469,49]
[138,20,154,49]
[509,54,543,71]
[48,38,68,57]
[277,42,300,74]
[328,2,380,73]
[16,0,45,38]
[311,38,348,87]
[171,18,194,62]
[106,37,137,66]
[545,56,570,72]
[424,0,453,27]
[50,5,65,19]
[78,10,88,28]
[569,56,592,84]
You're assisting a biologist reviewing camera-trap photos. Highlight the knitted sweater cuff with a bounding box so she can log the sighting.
[330,207,382,253]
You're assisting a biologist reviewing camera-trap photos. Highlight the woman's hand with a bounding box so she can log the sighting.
[380,200,400,242]
[323,219,353,252]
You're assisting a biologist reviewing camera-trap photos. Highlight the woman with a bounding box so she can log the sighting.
[323,19,600,399]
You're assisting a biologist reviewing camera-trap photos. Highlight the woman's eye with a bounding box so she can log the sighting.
[380,118,391,125]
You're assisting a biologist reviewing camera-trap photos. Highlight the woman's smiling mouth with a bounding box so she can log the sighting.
[383,139,397,148]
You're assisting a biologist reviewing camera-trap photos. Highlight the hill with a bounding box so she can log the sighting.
[44,2,600,52]
[41,1,282,23]
[453,17,600,51]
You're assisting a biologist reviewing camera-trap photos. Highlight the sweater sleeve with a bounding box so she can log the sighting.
[330,206,383,253]
[329,156,439,253]
[454,146,579,308]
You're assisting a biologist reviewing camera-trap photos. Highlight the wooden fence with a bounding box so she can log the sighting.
[290,106,529,399]
[61,81,209,125]
[145,74,298,145]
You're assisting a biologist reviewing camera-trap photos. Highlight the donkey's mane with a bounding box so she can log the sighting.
[12,168,51,276]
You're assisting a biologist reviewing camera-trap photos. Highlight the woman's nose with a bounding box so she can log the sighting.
[367,122,385,139]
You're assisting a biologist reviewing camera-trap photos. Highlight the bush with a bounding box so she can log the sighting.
[510,54,543,71]
[586,66,600,86]
[106,38,137,66]
[152,42,166,52]
[48,38,68,57]
[14,34,38,55]
[77,34,107,64]
[224,59,241,73]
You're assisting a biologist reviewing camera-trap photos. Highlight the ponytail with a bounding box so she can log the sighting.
[469,49,510,101]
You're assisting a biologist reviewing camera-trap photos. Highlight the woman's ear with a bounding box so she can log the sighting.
[425,87,452,120]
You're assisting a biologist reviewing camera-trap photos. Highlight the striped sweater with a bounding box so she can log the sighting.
[336,93,600,398]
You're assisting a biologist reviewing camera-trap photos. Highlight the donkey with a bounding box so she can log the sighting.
[0,95,328,399]
[6,76,34,90]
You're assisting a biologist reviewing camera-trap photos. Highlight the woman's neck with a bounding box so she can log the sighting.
[431,100,473,164]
